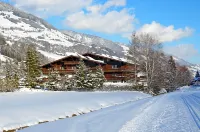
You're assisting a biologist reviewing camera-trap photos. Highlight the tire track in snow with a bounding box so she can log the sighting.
[146,94,194,132]
[191,94,200,100]
[119,95,164,132]
[120,93,198,132]
[181,95,200,129]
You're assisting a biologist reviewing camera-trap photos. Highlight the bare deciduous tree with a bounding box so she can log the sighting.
[130,33,163,93]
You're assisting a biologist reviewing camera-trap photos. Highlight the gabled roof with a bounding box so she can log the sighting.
[41,53,105,67]
[82,53,135,65]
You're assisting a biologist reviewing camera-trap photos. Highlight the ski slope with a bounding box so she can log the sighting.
[20,87,200,132]
[0,91,149,131]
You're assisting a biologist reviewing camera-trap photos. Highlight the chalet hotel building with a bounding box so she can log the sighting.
[41,53,138,82]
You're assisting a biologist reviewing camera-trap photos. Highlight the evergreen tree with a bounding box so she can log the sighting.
[5,60,11,81]
[46,70,61,91]
[62,75,75,91]
[74,60,90,89]
[5,60,12,90]
[195,71,200,78]
[12,74,19,89]
[86,69,95,89]
[165,56,177,91]
[25,46,41,88]
[1,60,19,92]
[94,66,106,89]
[74,62,106,90]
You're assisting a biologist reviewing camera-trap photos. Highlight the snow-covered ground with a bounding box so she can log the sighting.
[15,88,48,92]
[104,82,132,87]
[0,90,150,131]
[20,86,200,132]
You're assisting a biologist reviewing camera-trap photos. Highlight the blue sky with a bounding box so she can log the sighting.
[2,0,200,64]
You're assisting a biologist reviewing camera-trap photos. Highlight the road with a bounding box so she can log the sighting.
[20,88,200,132]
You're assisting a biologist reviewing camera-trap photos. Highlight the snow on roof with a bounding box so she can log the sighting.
[137,72,146,77]
[85,56,105,64]
[41,52,105,67]
[112,56,120,60]
[65,53,104,64]
[65,52,87,59]
[88,53,135,65]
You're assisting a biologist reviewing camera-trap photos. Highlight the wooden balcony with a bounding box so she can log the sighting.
[64,61,79,65]
[42,69,75,74]
[103,68,136,73]
[105,77,127,81]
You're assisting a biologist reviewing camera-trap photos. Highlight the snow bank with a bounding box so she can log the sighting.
[19,89,200,132]
[178,86,200,92]
[104,82,132,87]
[15,88,47,93]
[0,91,150,131]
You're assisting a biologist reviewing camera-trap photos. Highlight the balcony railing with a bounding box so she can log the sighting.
[103,68,136,73]
[42,69,75,74]
[64,61,79,65]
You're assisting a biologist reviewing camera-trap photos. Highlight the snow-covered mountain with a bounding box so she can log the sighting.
[188,64,200,76]
[62,30,129,57]
[173,56,193,66]
[172,56,200,76]
[0,2,129,64]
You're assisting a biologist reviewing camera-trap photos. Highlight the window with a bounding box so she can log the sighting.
[60,66,65,70]
[71,66,76,70]
[112,74,117,77]
[112,65,118,69]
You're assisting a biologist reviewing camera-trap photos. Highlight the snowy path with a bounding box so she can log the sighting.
[20,89,200,132]
[0,91,149,131]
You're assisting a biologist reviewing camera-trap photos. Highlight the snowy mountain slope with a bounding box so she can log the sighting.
[172,56,200,76]
[20,87,200,132]
[63,30,129,56]
[0,5,74,47]
[169,56,199,76]
[38,50,64,61]
[173,56,193,66]
[0,91,150,131]
[0,2,129,63]
[188,64,200,76]
[0,54,12,62]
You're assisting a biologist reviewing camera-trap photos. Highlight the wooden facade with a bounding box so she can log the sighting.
[41,53,138,82]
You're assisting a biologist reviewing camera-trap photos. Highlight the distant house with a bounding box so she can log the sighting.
[41,53,139,82]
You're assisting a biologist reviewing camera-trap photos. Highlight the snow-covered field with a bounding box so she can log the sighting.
[20,86,200,132]
[104,82,132,87]
[0,90,150,131]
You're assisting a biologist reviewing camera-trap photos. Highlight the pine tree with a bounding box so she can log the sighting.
[25,46,41,88]
[165,56,177,91]
[94,66,106,89]
[5,60,12,90]
[74,60,89,89]
[46,70,60,91]
[13,74,19,89]
[5,60,11,80]
[61,75,75,91]
[195,71,200,78]
[73,61,106,90]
